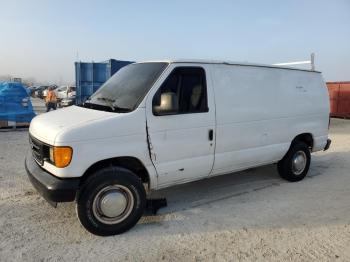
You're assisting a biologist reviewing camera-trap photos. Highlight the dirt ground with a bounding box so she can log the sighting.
[0,118,350,261]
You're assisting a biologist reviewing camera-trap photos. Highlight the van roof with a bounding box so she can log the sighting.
[137,59,321,73]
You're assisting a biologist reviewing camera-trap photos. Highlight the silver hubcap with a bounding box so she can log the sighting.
[92,185,134,224]
[292,151,307,175]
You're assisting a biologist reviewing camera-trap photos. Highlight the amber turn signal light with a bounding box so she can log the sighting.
[53,147,72,168]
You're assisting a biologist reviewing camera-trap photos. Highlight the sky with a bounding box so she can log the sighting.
[0,0,349,84]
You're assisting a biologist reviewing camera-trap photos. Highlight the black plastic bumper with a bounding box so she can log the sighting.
[324,139,332,151]
[25,153,80,204]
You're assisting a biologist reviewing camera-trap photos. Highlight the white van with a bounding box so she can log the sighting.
[25,60,331,236]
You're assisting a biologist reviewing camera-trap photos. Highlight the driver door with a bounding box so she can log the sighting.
[145,64,216,188]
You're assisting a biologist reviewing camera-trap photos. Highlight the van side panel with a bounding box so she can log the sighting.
[210,64,329,175]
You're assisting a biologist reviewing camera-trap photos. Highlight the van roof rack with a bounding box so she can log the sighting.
[273,53,315,71]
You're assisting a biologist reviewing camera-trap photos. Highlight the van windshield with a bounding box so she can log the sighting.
[85,62,168,112]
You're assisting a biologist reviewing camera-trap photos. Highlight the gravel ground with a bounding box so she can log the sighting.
[0,118,350,261]
[31,97,48,114]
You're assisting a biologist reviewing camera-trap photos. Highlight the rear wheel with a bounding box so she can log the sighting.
[76,166,146,236]
[277,142,311,182]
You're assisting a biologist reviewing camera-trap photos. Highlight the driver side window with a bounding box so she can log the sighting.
[153,67,208,115]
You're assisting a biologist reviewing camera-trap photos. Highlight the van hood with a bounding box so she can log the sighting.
[29,106,114,144]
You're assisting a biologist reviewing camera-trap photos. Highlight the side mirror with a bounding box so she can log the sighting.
[153,92,178,115]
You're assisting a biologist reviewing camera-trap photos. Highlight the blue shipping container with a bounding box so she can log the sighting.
[75,59,133,104]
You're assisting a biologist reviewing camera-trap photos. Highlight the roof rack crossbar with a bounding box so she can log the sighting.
[273,53,315,71]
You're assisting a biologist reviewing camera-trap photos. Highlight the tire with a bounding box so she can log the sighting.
[277,142,311,182]
[76,166,146,236]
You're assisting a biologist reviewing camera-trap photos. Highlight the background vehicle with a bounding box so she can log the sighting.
[25,86,34,96]
[60,95,76,107]
[68,86,76,97]
[55,85,75,99]
[56,86,76,107]
[34,86,48,99]
[25,60,331,236]
[27,86,36,96]
[55,86,68,100]
[25,86,37,97]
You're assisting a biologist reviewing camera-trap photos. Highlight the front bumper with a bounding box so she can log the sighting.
[25,153,80,205]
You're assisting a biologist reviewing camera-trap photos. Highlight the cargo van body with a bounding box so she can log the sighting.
[25,60,331,235]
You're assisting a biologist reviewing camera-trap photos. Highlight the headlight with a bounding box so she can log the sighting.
[49,146,73,168]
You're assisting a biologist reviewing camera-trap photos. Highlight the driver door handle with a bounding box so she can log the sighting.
[209,129,214,141]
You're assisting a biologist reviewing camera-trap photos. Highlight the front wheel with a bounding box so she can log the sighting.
[277,142,311,182]
[76,166,146,236]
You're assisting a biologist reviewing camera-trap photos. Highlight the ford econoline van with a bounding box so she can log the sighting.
[25,60,331,236]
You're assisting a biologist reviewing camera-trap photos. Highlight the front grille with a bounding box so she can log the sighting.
[29,135,44,165]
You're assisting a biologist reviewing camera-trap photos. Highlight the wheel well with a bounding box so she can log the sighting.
[80,157,150,188]
[292,133,314,150]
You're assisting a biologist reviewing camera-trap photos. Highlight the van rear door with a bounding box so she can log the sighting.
[145,64,216,187]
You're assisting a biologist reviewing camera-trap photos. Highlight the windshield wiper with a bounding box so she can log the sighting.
[96,97,131,112]
[97,97,116,111]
